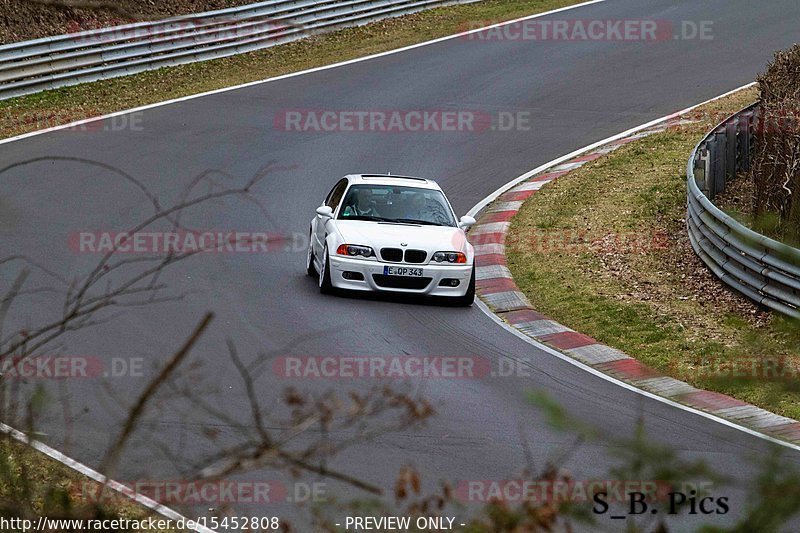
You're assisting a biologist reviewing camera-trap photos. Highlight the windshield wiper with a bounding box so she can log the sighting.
[340,215,394,222]
[394,218,447,226]
[343,215,449,226]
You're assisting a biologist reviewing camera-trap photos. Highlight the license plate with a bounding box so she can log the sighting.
[384,266,423,277]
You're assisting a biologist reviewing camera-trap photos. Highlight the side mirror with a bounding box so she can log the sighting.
[458,215,476,229]
[316,205,334,218]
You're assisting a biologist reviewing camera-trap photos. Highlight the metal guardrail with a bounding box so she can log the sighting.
[687,103,800,318]
[0,0,478,100]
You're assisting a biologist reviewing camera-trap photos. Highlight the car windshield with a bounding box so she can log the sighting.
[337,184,457,227]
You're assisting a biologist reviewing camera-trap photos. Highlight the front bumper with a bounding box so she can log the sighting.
[328,255,472,297]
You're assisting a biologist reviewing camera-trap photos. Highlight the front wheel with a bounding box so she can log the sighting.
[319,247,334,294]
[452,265,475,307]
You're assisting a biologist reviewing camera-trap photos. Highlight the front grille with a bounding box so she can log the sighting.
[372,274,432,290]
[380,248,403,262]
[404,249,427,263]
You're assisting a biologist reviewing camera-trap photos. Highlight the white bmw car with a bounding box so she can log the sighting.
[306,174,476,305]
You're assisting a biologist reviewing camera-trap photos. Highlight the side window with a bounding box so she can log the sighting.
[326,179,348,211]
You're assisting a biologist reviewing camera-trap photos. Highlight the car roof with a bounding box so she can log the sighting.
[346,173,441,190]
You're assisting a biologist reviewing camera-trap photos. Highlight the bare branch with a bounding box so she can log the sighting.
[99,312,214,476]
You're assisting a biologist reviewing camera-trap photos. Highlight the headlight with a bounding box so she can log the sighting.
[336,244,375,258]
[432,251,467,263]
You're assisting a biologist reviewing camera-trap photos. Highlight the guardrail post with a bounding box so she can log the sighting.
[738,112,752,172]
[705,140,715,199]
[706,135,720,200]
[707,132,727,198]
[725,121,737,180]
[695,149,709,197]
[713,131,727,198]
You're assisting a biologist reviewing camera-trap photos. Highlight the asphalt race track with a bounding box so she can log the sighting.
[3,0,800,530]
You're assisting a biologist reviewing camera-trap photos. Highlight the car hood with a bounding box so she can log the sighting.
[334,220,468,253]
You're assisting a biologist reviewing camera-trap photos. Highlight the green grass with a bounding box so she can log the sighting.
[507,86,800,420]
[0,0,585,139]
[0,436,178,531]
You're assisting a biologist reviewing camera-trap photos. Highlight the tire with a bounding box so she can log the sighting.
[453,265,475,307]
[319,247,334,294]
[306,232,317,277]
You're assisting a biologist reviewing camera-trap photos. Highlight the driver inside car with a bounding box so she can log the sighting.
[342,188,380,217]
[403,193,428,221]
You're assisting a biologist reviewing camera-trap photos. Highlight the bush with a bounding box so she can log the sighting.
[751,43,800,233]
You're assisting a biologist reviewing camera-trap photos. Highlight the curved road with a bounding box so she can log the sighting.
[3,0,800,530]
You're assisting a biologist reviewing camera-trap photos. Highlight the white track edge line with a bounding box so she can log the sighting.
[0,422,215,532]
[474,299,800,452]
[470,82,800,452]
[0,0,608,148]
